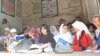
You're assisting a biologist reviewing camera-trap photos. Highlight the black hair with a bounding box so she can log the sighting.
[87,23,97,30]
[2,18,8,24]
[67,22,73,29]
[63,23,68,27]
[59,18,66,26]
[40,24,50,35]
[74,16,83,21]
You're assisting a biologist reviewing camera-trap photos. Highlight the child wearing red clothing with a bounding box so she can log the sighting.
[71,21,93,51]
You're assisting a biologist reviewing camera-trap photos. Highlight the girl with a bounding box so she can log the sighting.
[54,23,73,53]
[1,27,10,51]
[87,23,97,44]
[54,24,73,44]
[71,21,93,51]
[39,24,56,52]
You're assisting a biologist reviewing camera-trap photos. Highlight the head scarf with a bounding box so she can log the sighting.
[56,24,73,44]
[59,24,64,34]
[72,21,92,39]
[50,25,59,36]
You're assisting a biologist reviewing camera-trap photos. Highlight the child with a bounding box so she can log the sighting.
[15,28,38,53]
[1,27,10,51]
[54,24,73,44]
[86,15,100,53]
[0,18,10,35]
[31,27,39,44]
[87,23,97,44]
[7,28,18,52]
[8,28,18,45]
[71,21,93,51]
[54,23,73,53]
[39,24,56,52]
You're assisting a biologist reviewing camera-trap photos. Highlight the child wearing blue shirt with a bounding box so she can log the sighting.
[86,15,100,53]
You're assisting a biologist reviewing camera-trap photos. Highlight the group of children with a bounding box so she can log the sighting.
[0,15,100,54]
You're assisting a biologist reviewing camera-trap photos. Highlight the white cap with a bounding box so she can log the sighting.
[4,27,10,31]
[10,28,17,33]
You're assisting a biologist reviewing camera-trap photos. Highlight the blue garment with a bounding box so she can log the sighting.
[16,35,25,41]
[57,38,67,45]
[97,33,100,46]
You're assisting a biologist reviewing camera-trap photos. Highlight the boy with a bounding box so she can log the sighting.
[91,15,100,52]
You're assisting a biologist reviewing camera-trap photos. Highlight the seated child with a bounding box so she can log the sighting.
[71,21,93,51]
[54,23,73,53]
[39,24,56,52]
[85,15,100,53]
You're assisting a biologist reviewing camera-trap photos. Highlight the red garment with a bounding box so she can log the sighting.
[32,27,39,40]
[71,32,93,51]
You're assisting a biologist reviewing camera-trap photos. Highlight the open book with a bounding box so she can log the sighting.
[30,43,50,49]
[16,43,50,53]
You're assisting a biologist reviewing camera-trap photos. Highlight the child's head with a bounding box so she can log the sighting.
[72,21,88,33]
[62,24,68,33]
[67,22,72,29]
[87,23,96,32]
[3,27,10,36]
[93,15,100,28]
[74,16,82,22]
[59,18,66,26]
[22,26,30,35]
[40,24,49,35]
[10,28,17,37]
[27,28,34,38]
[72,21,92,38]
[72,21,80,33]
[2,18,8,24]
